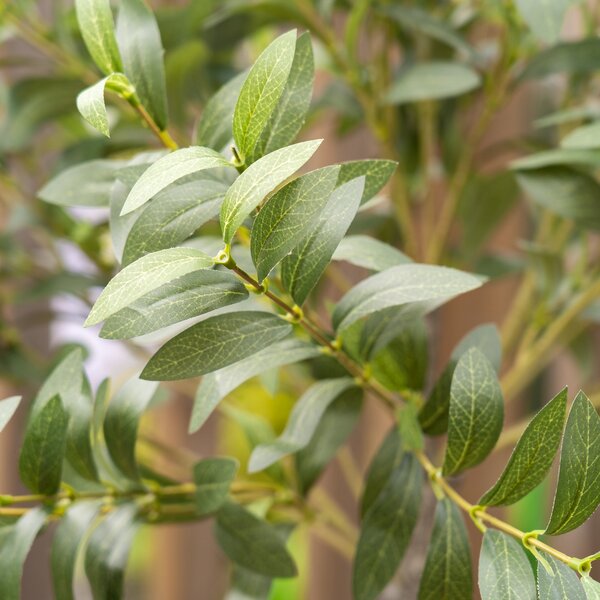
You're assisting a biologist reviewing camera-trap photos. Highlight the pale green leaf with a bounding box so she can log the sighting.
[220,139,322,244]
[75,0,122,75]
[546,391,600,535]
[116,0,168,130]
[215,501,297,578]
[281,177,364,306]
[561,122,600,150]
[511,149,600,170]
[337,159,397,205]
[333,235,411,271]
[85,247,214,326]
[190,338,319,432]
[251,165,340,282]
[142,311,292,380]
[353,452,423,600]
[233,30,297,161]
[194,457,238,515]
[520,39,600,80]
[515,0,577,44]
[478,530,536,600]
[442,347,504,476]
[0,396,21,432]
[418,499,472,600]
[121,147,232,215]
[101,270,248,339]
[332,264,483,332]
[385,62,481,104]
[582,577,600,600]
[38,159,126,207]
[538,555,586,600]
[249,378,357,472]
[480,388,567,506]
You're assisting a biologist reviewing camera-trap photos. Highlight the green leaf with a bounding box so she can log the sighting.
[84,504,139,600]
[116,0,168,130]
[420,323,502,435]
[196,71,247,151]
[38,159,126,207]
[194,457,238,515]
[337,159,397,205]
[333,235,411,271]
[417,499,472,600]
[397,404,424,451]
[516,167,600,230]
[251,166,340,282]
[332,264,482,332]
[75,0,122,75]
[0,396,21,432]
[233,30,297,162]
[353,452,423,600]
[103,378,159,481]
[515,0,575,44]
[75,73,132,137]
[442,347,504,476]
[248,32,314,163]
[19,395,68,494]
[511,149,600,170]
[121,147,232,215]
[249,378,358,472]
[122,178,228,264]
[220,139,322,244]
[101,271,248,339]
[582,577,600,600]
[546,391,600,535]
[0,508,48,600]
[478,530,536,600]
[480,388,567,506]
[190,338,319,432]
[215,501,297,578]
[295,389,362,494]
[561,122,600,150]
[281,177,364,306]
[538,555,586,600]
[520,39,600,80]
[52,502,102,600]
[142,311,292,381]
[226,566,273,600]
[385,62,481,104]
[85,247,214,326]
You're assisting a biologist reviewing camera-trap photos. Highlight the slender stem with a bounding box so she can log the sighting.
[129,101,179,150]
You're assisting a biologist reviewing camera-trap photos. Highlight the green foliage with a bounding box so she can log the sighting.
[194,458,238,515]
[538,555,586,600]
[0,397,21,432]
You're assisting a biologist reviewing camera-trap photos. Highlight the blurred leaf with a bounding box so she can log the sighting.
[0,396,21,432]
[520,39,600,79]
[194,457,238,515]
[538,555,586,600]
[511,149,600,170]
[397,404,424,451]
[562,122,600,150]
[514,0,577,43]
[333,235,411,271]
[337,159,397,205]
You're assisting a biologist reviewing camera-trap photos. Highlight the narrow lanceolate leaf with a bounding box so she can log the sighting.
[333,235,411,271]
[538,555,586,600]
[353,452,423,600]
[281,177,364,306]
[196,71,247,150]
[0,396,21,432]
[233,30,297,161]
[220,139,322,244]
[52,502,102,600]
[249,32,314,162]
[251,166,340,282]
[190,338,320,432]
[103,379,159,482]
[215,502,297,578]
[562,122,600,150]
[121,147,232,215]
[75,0,122,75]
[85,247,214,326]
[142,311,292,381]
[478,530,536,600]
[337,160,397,204]
[546,391,600,535]
[76,73,132,137]
[480,388,567,506]
[443,347,504,476]
[418,499,472,600]
[249,378,357,472]
[122,179,228,264]
[385,62,481,104]
[333,264,482,332]
[85,504,139,600]
[19,395,68,495]
[116,0,168,129]
[582,577,600,600]
[0,508,48,600]
[38,159,126,207]
[101,271,248,339]
[194,457,238,515]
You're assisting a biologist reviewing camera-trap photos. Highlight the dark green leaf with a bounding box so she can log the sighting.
[333,235,411,271]
[480,388,567,506]
[418,499,472,600]
[0,396,21,432]
[546,391,600,535]
[194,457,238,515]
[337,159,397,205]
[538,555,586,600]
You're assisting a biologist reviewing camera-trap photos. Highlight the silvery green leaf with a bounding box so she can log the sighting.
[561,122,600,150]
[337,159,397,205]
[0,396,21,432]
[511,149,600,170]
[515,0,578,44]
[333,235,411,271]
[582,577,600,600]
[538,555,586,600]
[194,457,238,515]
